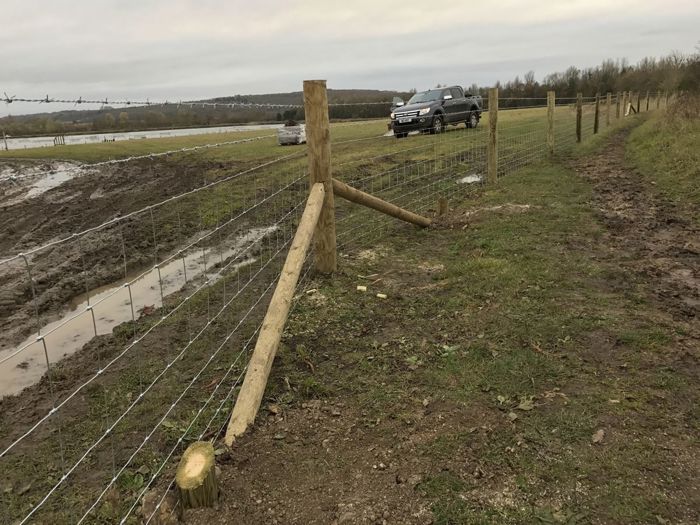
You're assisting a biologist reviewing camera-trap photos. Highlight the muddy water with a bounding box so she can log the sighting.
[0,226,275,398]
[0,162,86,205]
[458,174,483,184]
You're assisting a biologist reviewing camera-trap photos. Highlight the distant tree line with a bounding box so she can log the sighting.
[474,52,700,108]
[1,52,697,136]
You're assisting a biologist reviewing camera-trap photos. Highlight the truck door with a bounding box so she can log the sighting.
[449,87,466,123]
[439,88,456,123]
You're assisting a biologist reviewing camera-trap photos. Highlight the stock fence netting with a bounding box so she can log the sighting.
[0,91,652,523]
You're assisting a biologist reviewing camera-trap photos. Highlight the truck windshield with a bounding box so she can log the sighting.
[407,90,443,104]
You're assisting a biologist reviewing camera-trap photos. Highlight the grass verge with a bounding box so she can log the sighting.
[261,155,697,524]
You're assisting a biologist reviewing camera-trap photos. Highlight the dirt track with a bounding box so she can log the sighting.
[572,131,699,325]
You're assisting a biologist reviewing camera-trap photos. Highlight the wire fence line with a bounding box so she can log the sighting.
[2,93,398,110]
[0,88,664,524]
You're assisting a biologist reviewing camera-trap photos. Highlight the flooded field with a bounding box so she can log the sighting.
[2,123,282,150]
[0,226,274,397]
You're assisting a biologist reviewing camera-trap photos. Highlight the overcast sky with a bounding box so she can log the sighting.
[1,0,698,117]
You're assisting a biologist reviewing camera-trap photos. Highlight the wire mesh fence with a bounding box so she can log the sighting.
[0,88,662,523]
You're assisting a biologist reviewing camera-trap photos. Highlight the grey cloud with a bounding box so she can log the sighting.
[1,1,698,117]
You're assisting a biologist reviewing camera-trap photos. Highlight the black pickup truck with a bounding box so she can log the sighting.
[390,86,483,138]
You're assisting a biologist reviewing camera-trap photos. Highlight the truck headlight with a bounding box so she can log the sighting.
[419,107,431,115]
[390,112,395,119]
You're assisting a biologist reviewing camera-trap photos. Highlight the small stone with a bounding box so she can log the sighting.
[408,474,422,487]
[592,429,605,444]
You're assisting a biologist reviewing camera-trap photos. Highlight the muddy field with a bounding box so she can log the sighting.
[0,154,302,357]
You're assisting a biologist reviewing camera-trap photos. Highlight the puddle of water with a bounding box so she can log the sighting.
[458,174,483,184]
[1,162,85,204]
[0,226,275,398]
[25,167,80,198]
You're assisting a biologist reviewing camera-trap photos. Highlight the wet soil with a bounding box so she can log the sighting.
[570,132,699,325]
[0,157,248,352]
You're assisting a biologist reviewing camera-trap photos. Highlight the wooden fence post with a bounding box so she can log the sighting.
[303,80,336,273]
[656,92,660,109]
[606,92,612,126]
[645,91,650,111]
[576,93,582,143]
[2,131,7,151]
[547,90,555,155]
[616,92,621,119]
[636,92,641,113]
[487,88,498,183]
[593,93,600,134]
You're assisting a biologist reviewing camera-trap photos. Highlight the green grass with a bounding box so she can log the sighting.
[273,151,696,523]
[626,111,700,225]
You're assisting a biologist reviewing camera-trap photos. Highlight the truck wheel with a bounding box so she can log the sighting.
[466,111,479,129]
[430,114,444,134]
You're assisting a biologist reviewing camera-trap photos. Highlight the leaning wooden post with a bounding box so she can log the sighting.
[606,92,612,126]
[176,442,218,511]
[224,184,326,444]
[303,79,336,273]
[616,92,621,119]
[487,88,498,183]
[576,93,582,143]
[546,90,555,155]
[593,93,600,134]
[333,179,431,227]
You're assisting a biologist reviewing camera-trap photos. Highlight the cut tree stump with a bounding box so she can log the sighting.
[175,441,218,510]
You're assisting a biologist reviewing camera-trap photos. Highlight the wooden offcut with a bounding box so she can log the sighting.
[303,80,337,274]
[175,441,218,510]
[546,90,555,155]
[332,178,432,228]
[437,197,448,217]
[224,183,325,445]
[487,88,498,183]
[576,93,582,143]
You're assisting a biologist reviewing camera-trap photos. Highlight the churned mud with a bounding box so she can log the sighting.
[571,131,699,324]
